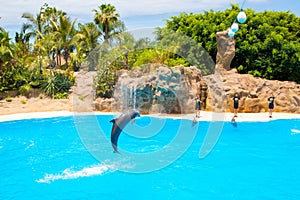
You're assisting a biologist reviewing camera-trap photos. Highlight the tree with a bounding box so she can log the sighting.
[93,3,125,43]
[163,5,300,83]
[232,10,300,83]
[51,15,77,69]
[0,30,13,70]
[77,22,100,54]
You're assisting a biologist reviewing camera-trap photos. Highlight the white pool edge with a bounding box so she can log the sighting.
[0,111,299,122]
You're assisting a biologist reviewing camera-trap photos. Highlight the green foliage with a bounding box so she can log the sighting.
[41,71,73,97]
[54,92,69,99]
[164,5,300,83]
[91,33,138,98]
[232,10,300,83]
[1,2,300,101]
[164,57,189,67]
[41,72,56,96]
[133,49,166,66]
[93,3,125,43]
[19,84,31,95]
[20,99,27,104]
[154,27,215,74]
[5,96,12,102]
[165,7,236,63]
[96,67,117,98]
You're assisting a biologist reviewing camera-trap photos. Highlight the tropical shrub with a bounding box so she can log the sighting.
[54,92,69,99]
[5,96,12,102]
[41,71,73,97]
[164,5,300,83]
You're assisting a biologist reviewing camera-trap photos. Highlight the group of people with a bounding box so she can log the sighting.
[194,92,279,118]
[232,92,279,118]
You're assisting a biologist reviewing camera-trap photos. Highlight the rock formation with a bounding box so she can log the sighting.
[215,30,235,72]
[223,69,300,113]
[72,70,97,112]
[109,64,207,114]
[93,29,300,114]
[94,65,300,114]
[214,29,300,114]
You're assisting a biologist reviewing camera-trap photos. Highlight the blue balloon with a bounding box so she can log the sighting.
[231,23,239,32]
[228,29,235,37]
[237,11,247,23]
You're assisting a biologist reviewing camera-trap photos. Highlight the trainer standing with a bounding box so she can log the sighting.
[232,93,240,117]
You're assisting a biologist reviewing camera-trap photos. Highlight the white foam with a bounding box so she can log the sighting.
[291,129,300,135]
[25,140,34,150]
[36,163,116,184]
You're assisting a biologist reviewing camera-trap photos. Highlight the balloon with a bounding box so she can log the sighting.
[231,22,239,32]
[228,29,235,37]
[237,11,247,23]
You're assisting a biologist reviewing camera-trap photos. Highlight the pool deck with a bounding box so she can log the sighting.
[0,111,299,122]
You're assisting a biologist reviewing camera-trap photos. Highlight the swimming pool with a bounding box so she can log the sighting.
[1,115,300,199]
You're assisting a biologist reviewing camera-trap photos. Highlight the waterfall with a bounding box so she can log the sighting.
[119,82,137,111]
[120,82,128,112]
[133,84,137,110]
[129,84,137,110]
[129,85,133,108]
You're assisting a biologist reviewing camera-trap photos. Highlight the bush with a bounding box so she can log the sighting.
[6,96,12,102]
[19,84,31,95]
[54,92,69,99]
[41,71,73,97]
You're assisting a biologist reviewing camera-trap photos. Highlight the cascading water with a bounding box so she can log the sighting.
[133,84,137,110]
[119,81,138,111]
[120,82,128,112]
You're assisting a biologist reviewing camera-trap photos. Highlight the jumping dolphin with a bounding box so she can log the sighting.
[110,110,140,153]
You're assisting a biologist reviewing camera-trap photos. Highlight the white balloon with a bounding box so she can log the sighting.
[237,11,247,23]
[231,22,239,32]
[228,29,235,37]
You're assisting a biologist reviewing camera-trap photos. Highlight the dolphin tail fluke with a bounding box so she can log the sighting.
[110,119,116,123]
[113,149,121,154]
[112,144,120,154]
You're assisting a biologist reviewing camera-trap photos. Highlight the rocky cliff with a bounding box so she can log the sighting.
[94,65,300,114]
[223,69,300,113]
[108,64,208,114]
[215,29,300,114]
[94,29,300,114]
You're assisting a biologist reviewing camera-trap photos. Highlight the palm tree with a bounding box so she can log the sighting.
[41,3,67,34]
[21,11,45,42]
[51,15,77,69]
[0,30,13,70]
[77,22,100,54]
[93,3,125,43]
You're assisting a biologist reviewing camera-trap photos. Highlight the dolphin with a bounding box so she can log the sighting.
[109,110,140,153]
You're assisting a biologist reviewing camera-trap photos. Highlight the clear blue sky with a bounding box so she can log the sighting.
[0,0,299,36]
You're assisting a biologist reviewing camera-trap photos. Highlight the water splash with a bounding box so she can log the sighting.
[36,163,116,184]
[25,140,34,150]
[291,129,300,135]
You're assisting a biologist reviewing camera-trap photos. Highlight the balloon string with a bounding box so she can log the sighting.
[240,0,247,10]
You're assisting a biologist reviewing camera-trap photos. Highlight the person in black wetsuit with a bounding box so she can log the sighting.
[268,93,276,118]
[195,95,201,118]
[232,93,240,117]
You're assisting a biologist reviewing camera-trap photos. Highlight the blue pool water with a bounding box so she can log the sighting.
[1,115,300,200]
